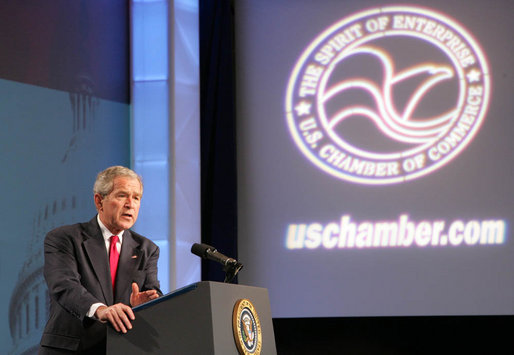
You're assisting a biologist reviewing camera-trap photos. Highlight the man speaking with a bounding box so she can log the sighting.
[39,166,162,354]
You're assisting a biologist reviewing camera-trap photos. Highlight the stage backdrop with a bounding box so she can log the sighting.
[235,0,514,318]
[0,1,130,353]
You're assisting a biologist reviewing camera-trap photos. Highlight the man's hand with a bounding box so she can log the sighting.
[95,303,135,333]
[130,282,159,307]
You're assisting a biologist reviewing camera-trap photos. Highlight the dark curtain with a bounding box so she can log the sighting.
[199,0,238,282]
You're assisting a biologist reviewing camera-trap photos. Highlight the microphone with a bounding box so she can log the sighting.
[191,243,237,266]
[191,243,243,283]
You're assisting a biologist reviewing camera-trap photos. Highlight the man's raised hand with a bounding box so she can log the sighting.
[130,282,159,307]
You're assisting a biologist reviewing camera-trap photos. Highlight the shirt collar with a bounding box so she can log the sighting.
[97,215,124,244]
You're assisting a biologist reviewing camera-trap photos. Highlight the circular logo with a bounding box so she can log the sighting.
[232,299,262,355]
[285,6,490,185]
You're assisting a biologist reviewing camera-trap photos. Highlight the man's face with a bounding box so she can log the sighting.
[95,176,142,235]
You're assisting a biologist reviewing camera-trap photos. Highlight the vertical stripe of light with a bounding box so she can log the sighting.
[130,0,200,294]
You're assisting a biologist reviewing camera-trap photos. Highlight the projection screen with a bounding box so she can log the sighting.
[236,0,514,318]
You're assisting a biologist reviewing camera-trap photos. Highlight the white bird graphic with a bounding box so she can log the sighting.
[318,46,457,146]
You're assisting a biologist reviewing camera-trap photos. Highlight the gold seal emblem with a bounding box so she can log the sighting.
[232,299,262,355]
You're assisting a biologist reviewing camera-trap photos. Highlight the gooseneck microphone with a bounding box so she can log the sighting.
[191,243,236,265]
[191,243,243,283]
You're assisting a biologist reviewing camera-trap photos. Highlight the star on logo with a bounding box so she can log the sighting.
[466,69,481,83]
[294,101,312,116]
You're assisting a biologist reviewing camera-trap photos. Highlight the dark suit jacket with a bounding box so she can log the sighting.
[39,216,162,353]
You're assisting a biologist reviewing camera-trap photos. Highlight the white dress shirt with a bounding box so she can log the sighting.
[86,216,126,318]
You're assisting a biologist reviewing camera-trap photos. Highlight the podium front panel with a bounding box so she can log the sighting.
[106,281,276,354]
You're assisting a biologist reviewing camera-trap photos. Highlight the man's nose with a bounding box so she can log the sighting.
[125,197,135,208]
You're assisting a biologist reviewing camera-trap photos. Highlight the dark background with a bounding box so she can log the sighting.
[200,0,514,353]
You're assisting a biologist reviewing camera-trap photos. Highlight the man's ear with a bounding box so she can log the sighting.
[94,193,103,211]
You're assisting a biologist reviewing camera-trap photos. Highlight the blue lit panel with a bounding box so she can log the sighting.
[133,81,169,161]
[132,1,169,81]
[131,0,200,293]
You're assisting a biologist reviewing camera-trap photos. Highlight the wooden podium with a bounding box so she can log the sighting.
[106,281,277,354]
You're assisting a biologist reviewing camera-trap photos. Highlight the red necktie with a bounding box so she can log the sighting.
[109,235,120,291]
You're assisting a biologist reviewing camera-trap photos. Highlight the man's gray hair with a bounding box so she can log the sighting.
[93,166,143,197]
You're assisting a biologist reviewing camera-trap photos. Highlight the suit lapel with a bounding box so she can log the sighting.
[82,218,113,305]
[114,231,141,303]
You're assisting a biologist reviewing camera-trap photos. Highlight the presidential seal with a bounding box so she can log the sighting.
[232,299,262,355]
[285,6,490,185]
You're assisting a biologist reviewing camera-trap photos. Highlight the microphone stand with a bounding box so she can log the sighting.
[223,260,244,283]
